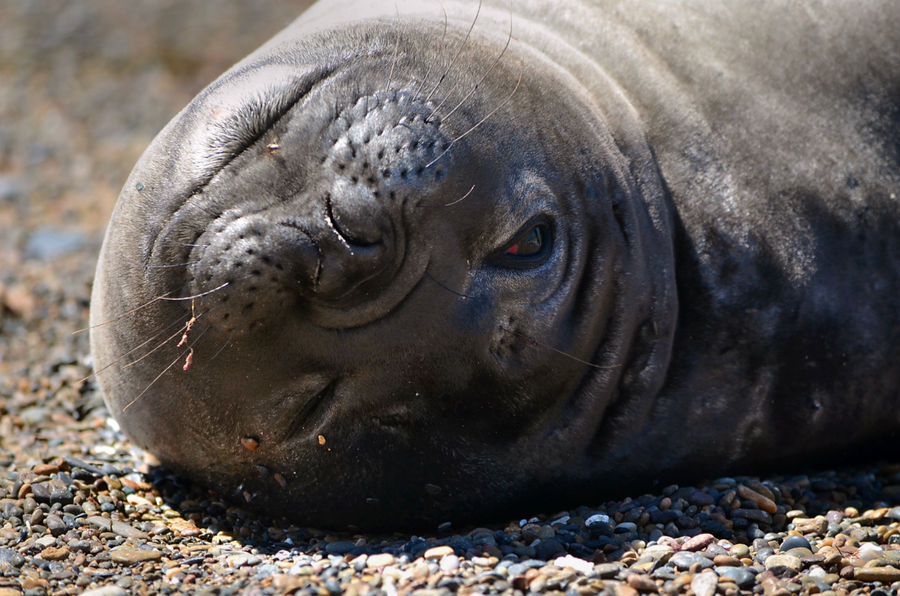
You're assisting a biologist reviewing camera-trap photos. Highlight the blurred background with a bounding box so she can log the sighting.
[0,1,312,379]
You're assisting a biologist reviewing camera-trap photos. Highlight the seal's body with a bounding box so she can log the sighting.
[91,0,900,528]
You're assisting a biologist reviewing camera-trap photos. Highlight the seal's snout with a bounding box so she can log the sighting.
[319,90,452,196]
[190,213,318,332]
[184,87,457,331]
[310,89,454,296]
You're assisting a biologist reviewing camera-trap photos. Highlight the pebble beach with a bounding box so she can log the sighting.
[1,2,899,595]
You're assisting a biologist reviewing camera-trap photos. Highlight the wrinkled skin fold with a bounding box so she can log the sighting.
[91,0,900,529]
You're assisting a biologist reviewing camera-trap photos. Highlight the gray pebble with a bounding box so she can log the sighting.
[85,515,112,531]
[754,546,775,564]
[615,521,637,533]
[110,519,147,539]
[0,547,25,567]
[670,551,714,571]
[780,535,812,552]
[45,513,66,536]
[595,562,624,578]
[715,565,756,588]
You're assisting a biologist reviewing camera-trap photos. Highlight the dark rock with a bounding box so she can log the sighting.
[45,513,66,536]
[324,541,355,555]
[533,538,566,559]
[31,482,52,503]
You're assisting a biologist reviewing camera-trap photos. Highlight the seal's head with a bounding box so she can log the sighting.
[91,17,676,528]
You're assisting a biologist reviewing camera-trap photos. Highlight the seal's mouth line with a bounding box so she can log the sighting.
[282,379,338,441]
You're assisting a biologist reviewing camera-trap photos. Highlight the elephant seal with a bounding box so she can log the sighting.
[91,0,900,529]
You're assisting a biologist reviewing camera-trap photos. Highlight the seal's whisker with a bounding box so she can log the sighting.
[386,4,402,89]
[420,184,474,208]
[514,330,620,370]
[424,68,522,169]
[157,281,230,301]
[422,0,483,106]
[121,323,211,413]
[174,242,209,248]
[209,323,243,362]
[148,261,199,270]
[411,2,449,102]
[424,269,470,299]
[82,312,192,383]
[444,184,475,207]
[120,326,186,371]
[435,3,513,124]
[74,291,174,334]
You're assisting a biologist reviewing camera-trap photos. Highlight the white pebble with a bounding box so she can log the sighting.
[858,542,883,562]
[440,554,460,571]
[126,494,153,507]
[691,570,718,596]
[225,553,251,568]
[585,513,610,526]
[553,555,594,575]
[36,535,57,548]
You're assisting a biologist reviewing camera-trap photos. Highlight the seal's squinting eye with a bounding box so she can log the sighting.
[493,220,552,268]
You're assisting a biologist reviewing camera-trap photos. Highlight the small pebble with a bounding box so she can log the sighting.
[716,566,756,588]
[553,554,594,575]
[626,573,659,592]
[367,553,395,567]
[764,554,802,571]
[671,551,714,571]
[780,535,812,551]
[691,570,719,596]
[109,547,163,564]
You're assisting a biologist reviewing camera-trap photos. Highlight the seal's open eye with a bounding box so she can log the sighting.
[506,225,545,256]
[492,220,552,268]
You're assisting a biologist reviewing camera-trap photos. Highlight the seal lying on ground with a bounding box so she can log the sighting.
[90,0,900,528]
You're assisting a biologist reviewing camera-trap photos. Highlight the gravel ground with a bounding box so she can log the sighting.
[1,3,899,596]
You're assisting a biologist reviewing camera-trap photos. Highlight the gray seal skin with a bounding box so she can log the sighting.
[91,0,900,528]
